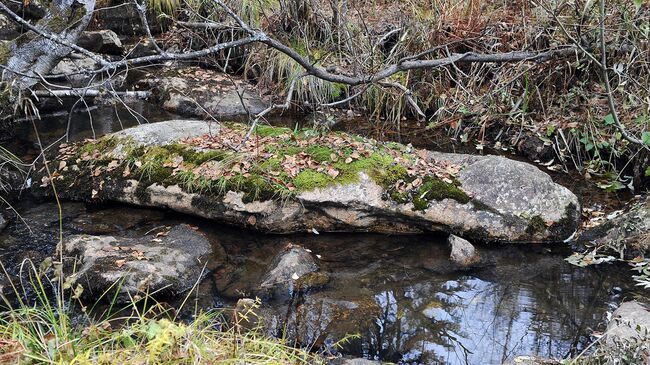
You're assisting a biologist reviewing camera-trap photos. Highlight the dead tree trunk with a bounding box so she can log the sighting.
[1,0,95,113]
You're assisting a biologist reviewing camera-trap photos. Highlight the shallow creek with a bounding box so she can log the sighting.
[0,104,643,364]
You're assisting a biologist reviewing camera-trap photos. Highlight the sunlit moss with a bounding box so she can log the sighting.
[293,170,332,191]
[411,177,471,211]
[55,124,468,209]
[254,124,292,137]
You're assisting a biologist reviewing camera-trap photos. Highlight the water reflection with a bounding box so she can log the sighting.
[3,103,176,162]
[0,201,636,364]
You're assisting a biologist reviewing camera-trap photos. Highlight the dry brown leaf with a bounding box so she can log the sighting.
[247,215,257,225]
[327,168,340,178]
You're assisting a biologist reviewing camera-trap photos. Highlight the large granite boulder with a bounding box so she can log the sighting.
[38,120,580,243]
[49,54,102,87]
[64,224,215,301]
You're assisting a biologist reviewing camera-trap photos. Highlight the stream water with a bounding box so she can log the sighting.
[0,104,644,364]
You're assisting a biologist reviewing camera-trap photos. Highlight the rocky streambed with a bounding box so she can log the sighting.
[1,114,648,364]
[0,199,641,364]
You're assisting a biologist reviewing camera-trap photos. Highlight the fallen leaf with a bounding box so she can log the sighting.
[327,168,340,178]
[247,215,257,225]
[115,259,126,268]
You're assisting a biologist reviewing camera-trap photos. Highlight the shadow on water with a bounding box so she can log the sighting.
[0,103,643,364]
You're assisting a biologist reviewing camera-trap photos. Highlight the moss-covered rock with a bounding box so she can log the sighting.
[37,120,581,243]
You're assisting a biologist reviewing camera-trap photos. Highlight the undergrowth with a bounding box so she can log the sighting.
[0,260,324,364]
[163,0,650,190]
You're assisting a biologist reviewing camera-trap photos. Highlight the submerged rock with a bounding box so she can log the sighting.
[448,234,480,268]
[69,206,165,234]
[64,224,215,301]
[38,120,580,242]
[277,293,381,352]
[233,298,261,330]
[258,245,325,299]
[605,301,650,346]
[579,195,650,255]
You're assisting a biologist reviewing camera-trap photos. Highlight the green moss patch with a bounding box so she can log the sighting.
[49,123,469,209]
[525,215,547,235]
[412,177,471,210]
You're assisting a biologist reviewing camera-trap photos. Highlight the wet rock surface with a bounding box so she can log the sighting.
[40,120,581,242]
[258,245,323,299]
[448,234,480,268]
[64,224,215,301]
[517,136,555,162]
[579,195,650,254]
